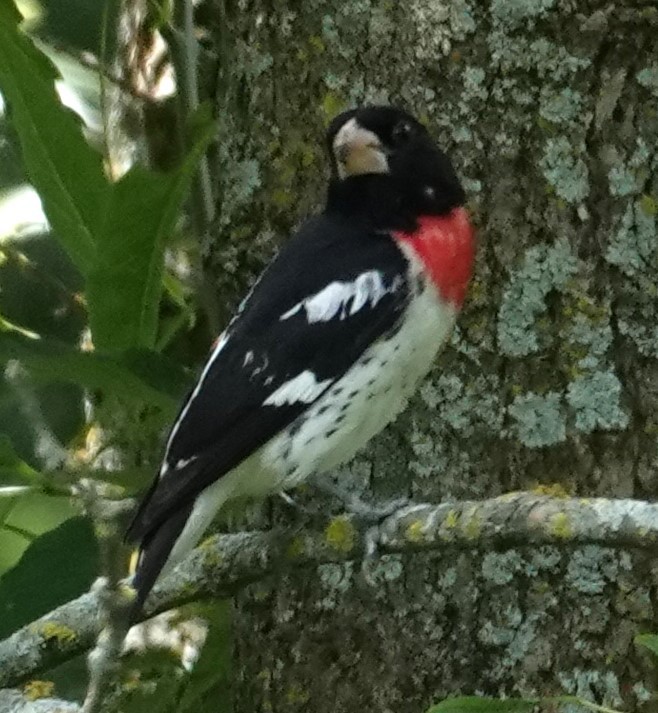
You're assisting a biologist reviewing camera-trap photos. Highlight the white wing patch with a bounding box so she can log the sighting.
[280,270,400,323]
[263,370,331,406]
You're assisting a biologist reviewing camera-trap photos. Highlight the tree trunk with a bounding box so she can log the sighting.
[190,1,658,710]
[77,0,657,709]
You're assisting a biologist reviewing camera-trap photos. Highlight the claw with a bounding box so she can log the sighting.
[311,473,408,523]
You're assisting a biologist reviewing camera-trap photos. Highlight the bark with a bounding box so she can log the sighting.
[189,1,658,711]
[3,495,658,692]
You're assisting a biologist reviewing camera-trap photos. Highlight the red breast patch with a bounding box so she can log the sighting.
[393,207,475,307]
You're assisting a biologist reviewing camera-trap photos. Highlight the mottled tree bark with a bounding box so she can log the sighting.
[99,0,658,709]
[189,1,658,711]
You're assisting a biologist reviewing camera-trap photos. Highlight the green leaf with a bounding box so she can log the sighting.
[0,433,40,486]
[427,697,538,713]
[635,633,658,659]
[116,651,183,713]
[87,108,216,351]
[0,515,98,637]
[0,2,108,274]
[0,331,190,410]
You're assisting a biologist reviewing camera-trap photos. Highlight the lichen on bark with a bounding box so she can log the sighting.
[95,0,658,709]
[186,1,658,710]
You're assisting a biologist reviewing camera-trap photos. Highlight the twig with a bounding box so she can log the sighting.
[4,361,68,470]
[165,0,221,336]
[78,485,135,713]
[48,42,158,104]
[2,493,658,688]
[0,688,80,712]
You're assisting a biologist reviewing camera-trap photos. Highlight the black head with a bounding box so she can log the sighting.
[325,106,465,222]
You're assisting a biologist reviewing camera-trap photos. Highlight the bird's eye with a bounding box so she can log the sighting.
[391,121,413,144]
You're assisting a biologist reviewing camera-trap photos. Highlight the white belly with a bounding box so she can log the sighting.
[261,281,457,488]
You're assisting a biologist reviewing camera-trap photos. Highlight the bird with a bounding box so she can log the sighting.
[126,105,475,613]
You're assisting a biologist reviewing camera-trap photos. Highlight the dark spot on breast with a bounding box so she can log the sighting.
[361,357,373,366]
[348,389,359,398]
[335,414,346,424]
[317,405,330,416]
[325,428,338,439]
[331,387,343,396]
[341,402,350,412]
[394,344,400,352]
[367,378,376,386]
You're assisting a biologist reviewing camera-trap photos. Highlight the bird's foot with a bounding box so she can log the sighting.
[277,490,316,517]
[311,473,408,524]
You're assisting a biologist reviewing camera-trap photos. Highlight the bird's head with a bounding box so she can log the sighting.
[326,106,465,217]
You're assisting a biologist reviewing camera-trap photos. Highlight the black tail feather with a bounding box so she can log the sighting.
[129,502,193,622]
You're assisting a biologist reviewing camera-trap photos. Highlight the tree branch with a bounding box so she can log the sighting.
[2,493,658,689]
[0,688,80,712]
[78,487,134,713]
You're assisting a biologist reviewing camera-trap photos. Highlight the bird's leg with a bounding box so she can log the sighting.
[311,472,409,523]
[277,490,317,517]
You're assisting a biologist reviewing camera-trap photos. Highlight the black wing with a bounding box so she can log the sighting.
[126,212,409,542]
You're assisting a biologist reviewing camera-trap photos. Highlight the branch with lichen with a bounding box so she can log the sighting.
[2,493,658,690]
[0,687,81,712]
[77,485,135,713]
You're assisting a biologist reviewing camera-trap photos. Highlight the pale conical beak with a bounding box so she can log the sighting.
[333,118,389,179]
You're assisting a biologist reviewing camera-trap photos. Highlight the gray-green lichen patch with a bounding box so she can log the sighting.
[565,547,619,595]
[498,239,579,357]
[508,392,566,448]
[317,562,353,610]
[363,554,404,591]
[607,139,651,197]
[540,137,589,203]
[479,602,523,646]
[566,371,629,434]
[487,35,590,81]
[419,375,502,435]
[490,0,555,28]
[481,550,525,585]
[220,159,262,224]
[539,88,582,125]
[636,64,658,97]
[557,669,623,710]
[605,199,657,276]
[409,0,476,60]
[617,318,658,359]
[562,311,613,371]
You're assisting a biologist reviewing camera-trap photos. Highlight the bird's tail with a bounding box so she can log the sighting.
[128,502,193,621]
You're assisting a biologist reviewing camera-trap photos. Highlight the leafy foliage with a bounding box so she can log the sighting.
[0,516,98,638]
[0,332,189,410]
[635,633,658,659]
[0,0,236,707]
[0,0,105,275]
[177,602,233,713]
[0,0,213,665]
[87,122,214,352]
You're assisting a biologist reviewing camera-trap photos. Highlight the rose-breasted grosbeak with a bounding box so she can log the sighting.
[126,106,475,611]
